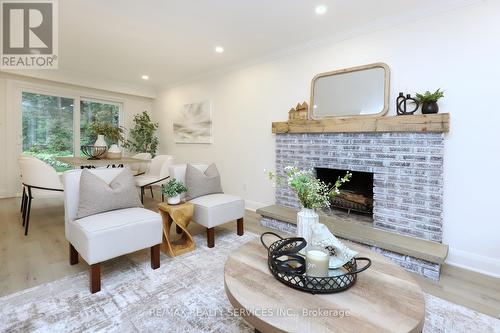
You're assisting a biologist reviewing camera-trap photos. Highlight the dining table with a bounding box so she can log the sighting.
[56,156,146,169]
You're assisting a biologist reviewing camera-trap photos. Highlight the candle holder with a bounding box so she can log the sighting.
[396,92,419,115]
[306,247,330,277]
[260,232,371,294]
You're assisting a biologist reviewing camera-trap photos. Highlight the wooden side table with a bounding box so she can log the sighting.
[158,202,195,257]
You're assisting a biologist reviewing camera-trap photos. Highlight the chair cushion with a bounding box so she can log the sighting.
[134,174,165,187]
[77,168,142,219]
[67,207,162,264]
[185,163,223,200]
[189,193,244,228]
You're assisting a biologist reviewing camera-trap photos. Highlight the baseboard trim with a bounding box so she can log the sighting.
[244,200,268,212]
[446,248,500,278]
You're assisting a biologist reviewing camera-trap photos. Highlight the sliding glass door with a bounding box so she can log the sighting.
[21,92,74,171]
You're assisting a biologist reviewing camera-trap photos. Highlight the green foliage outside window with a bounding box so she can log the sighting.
[22,92,74,171]
[22,93,122,171]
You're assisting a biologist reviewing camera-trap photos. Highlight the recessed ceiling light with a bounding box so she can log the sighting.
[215,46,224,53]
[141,75,149,80]
[315,5,327,15]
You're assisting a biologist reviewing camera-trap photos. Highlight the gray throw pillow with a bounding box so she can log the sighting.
[76,168,143,219]
[185,163,223,200]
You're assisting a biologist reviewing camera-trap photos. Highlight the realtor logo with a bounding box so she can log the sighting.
[1,0,58,69]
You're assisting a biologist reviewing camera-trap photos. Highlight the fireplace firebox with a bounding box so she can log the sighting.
[315,168,374,215]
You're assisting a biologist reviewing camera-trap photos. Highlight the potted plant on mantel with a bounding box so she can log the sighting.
[162,179,188,205]
[268,166,351,246]
[416,88,445,114]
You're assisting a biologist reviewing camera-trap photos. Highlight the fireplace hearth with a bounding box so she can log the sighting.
[316,168,374,215]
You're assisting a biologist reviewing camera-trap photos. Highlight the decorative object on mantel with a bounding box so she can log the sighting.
[161,178,188,205]
[288,102,309,120]
[416,88,444,114]
[310,223,358,269]
[310,62,390,119]
[396,92,419,115]
[268,166,351,250]
[80,145,107,160]
[260,232,371,294]
[106,144,123,159]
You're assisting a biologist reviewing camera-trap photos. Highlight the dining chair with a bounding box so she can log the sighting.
[18,157,64,235]
[18,155,37,218]
[130,153,151,176]
[134,155,174,203]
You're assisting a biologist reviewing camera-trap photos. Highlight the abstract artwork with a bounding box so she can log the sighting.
[173,101,213,143]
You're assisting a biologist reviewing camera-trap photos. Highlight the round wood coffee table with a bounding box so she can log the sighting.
[224,239,425,333]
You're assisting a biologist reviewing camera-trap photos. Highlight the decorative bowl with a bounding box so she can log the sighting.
[81,145,107,160]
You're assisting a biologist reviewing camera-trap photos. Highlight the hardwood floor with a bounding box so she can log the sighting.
[0,193,499,319]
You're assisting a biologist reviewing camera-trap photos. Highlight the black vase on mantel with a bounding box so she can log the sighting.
[421,101,439,114]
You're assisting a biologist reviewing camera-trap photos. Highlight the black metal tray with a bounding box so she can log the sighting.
[260,232,371,294]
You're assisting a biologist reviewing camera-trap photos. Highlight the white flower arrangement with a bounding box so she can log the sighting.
[268,166,351,210]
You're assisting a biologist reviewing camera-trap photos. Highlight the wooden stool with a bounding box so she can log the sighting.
[158,202,195,257]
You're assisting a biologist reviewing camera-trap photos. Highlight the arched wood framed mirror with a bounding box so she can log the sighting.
[310,63,390,119]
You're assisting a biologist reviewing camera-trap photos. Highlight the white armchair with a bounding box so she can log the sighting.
[134,155,174,203]
[168,164,245,248]
[63,168,163,293]
[18,157,64,236]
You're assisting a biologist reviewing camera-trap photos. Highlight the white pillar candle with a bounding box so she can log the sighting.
[306,249,329,277]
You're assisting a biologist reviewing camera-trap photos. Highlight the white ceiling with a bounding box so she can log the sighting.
[4,0,474,96]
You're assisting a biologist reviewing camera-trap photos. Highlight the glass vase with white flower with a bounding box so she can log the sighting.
[268,166,351,247]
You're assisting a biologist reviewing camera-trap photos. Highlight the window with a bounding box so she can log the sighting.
[80,99,121,148]
[22,92,74,171]
[21,92,123,170]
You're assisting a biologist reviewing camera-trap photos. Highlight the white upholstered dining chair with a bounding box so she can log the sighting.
[130,152,151,176]
[18,157,64,236]
[134,154,174,203]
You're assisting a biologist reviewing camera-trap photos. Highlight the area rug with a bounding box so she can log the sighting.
[0,231,498,333]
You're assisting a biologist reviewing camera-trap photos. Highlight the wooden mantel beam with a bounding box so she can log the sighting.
[272,113,450,134]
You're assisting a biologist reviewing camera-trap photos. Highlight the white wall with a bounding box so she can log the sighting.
[0,72,154,197]
[154,1,500,277]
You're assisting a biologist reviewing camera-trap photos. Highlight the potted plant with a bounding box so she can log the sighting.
[123,111,159,157]
[162,179,188,205]
[268,166,351,246]
[415,89,444,114]
[88,121,124,147]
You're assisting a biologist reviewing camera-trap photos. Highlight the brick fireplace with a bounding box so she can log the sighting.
[275,132,444,241]
[262,130,446,279]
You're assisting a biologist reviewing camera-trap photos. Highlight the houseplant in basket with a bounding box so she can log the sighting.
[268,166,351,246]
[416,88,444,114]
[162,179,188,205]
